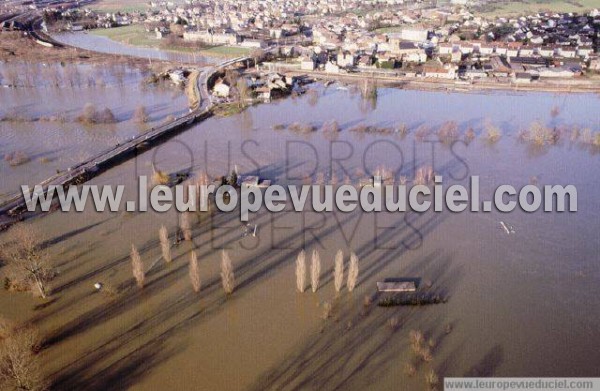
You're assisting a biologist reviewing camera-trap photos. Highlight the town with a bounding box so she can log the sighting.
[9,0,597,87]
[1,1,600,391]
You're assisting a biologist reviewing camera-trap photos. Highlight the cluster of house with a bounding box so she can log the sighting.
[297,10,600,82]
[26,0,600,82]
[212,72,300,103]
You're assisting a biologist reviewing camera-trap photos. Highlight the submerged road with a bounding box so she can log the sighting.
[0,29,248,228]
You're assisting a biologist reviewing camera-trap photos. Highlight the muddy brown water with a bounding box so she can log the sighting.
[0,84,599,390]
[0,62,189,201]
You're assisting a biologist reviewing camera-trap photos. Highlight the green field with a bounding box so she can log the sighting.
[91,24,159,47]
[90,25,252,58]
[373,26,404,34]
[200,46,252,57]
[91,0,150,13]
[479,0,600,17]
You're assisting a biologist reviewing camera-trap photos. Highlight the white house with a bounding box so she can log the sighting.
[561,47,577,58]
[460,43,474,55]
[423,63,456,79]
[399,27,429,42]
[577,47,593,58]
[519,46,535,57]
[183,30,239,45]
[213,80,230,97]
[337,51,355,68]
[325,61,341,73]
[495,46,508,56]
[438,42,454,55]
[538,46,555,57]
[480,43,495,55]
[241,39,267,49]
[506,46,520,57]
[300,56,316,71]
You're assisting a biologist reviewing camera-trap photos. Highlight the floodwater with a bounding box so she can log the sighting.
[0,61,189,201]
[53,32,218,65]
[1,84,599,390]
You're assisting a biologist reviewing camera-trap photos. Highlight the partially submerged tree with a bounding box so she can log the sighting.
[130,244,145,289]
[179,212,193,241]
[133,105,149,124]
[159,226,171,264]
[189,251,201,293]
[226,168,238,187]
[295,250,306,293]
[311,249,321,293]
[347,252,359,292]
[96,108,116,124]
[0,225,54,298]
[321,120,340,133]
[333,250,344,293]
[484,120,501,143]
[77,103,117,125]
[151,166,170,186]
[4,151,30,167]
[236,78,251,108]
[77,103,98,124]
[220,250,235,295]
[0,318,46,391]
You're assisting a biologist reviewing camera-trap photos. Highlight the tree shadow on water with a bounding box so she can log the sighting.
[463,345,504,377]
[51,338,179,390]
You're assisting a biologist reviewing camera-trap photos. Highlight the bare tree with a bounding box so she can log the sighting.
[4,151,30,167]
[0,318,46,391]
[236,78,250,108]
[333,249,344,293]
[295,249,306,293]
[96,108,117,124]
[250,48,265,69]
[189,251,201,293]
[133,105,149,124]
[311,249,321,293]
[224,69,239,86]
[77,103,97,124]
[195,171,210,211]
[76,104,116,124]
[347,252,359,292]
[179,212,192,241]
[0,225,54,298]
[220,250,235,295]
[159,226,171,263]
[130,244,145,289]
[484,119,501,143]
[151,166,170,186]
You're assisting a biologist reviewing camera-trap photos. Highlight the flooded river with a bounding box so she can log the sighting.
[1,83,599,390]
[0,61,189,201]
[52,32,218,65]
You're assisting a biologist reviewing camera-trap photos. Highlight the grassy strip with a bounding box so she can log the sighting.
[199,46,251,58]
[373,26,404,33]
[213,103,246,117]
[91,0,149,13]
[90,26,251,58]
[91,25,158,47]
[479,0,598,17]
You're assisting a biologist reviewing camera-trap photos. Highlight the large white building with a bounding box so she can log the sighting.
[183,30,240,45]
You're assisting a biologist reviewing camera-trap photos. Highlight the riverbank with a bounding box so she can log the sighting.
[87,25,251,59]
[283,68,600,95]
[0,31,180,69]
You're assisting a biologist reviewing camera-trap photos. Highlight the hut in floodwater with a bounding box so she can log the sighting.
[377,280,417,293]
